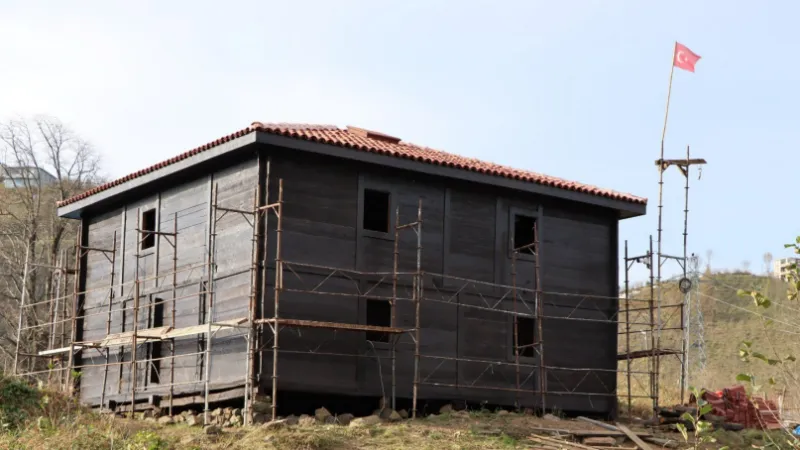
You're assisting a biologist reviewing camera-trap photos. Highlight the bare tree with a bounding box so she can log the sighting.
[0,115,102,373]
[705,249,713,272]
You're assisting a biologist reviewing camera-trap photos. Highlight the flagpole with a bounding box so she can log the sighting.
[654,41,676,411]
[660,41,677,161]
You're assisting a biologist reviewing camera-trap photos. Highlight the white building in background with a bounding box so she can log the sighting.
[773,257,800,281]
[0,165,56,188]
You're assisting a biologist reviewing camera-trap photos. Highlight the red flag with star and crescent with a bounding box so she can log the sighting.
[673,42,701,72]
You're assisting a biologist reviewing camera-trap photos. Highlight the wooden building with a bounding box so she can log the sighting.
[56,123,647,418]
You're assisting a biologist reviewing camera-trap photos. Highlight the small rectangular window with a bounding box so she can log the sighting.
[515,317,535,358]
[141,209,157,250]
[513,214,536,254]
[363,189,391,233]
[365,299,391,343]
[149,298,164,384]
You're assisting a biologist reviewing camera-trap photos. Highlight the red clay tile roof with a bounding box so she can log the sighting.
[57,123,646,208]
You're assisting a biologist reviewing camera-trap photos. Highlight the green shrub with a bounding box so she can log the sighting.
[125,430,169,450]
[0,376,40,432]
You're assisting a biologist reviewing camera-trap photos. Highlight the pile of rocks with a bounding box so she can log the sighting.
[128,397,414,431]
[262,406,408,429]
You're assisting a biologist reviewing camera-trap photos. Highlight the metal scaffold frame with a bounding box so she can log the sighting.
[654,145,707,407]
[15,172,669,421]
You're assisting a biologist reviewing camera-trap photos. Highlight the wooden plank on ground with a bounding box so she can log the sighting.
[535,435,600,450]
[614,423,652,450]
[575,417,653,438]
[527,435,578,449]
[582,437,618,447]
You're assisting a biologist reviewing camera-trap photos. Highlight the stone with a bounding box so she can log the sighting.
[229,415,242,427]
[285,415,299,426]
[315,407,333,423]
[211,408,223,418]
[336,413,354,426]
[388,410,402,422]
[185,415,201,427]
[543,413,561,421]
[144,417,157,423]
[263,419,288,430]
[233,408,242,417]
[523,408,535,416]
[349,415,381,427]
[497,409,510,416]
[298,415,316,427]
[439,404,453,414]
[203,425,221,435]
[398,409,409,419]
[252,413,268,424]
[583,437,618,447]
[173,414,185,423]
[157,416,174,425]
[378,408,393,420]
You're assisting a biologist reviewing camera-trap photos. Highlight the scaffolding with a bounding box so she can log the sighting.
[15,173,666,421]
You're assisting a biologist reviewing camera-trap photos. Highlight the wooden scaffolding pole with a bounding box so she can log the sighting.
[270,179,284,421]
[391,207,400,411]
[411,199,422,419]
[67,224,82,395]
[99,231,118,409]
[128,210,142,416]
[534,219,545,412]
[169,212,178,416]
[12,240,32,375]
[244,186,261,425]
[204,185,219,424]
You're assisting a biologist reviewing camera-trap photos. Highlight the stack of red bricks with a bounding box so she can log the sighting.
[699,385,782,430]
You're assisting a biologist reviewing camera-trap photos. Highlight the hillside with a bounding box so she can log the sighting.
[2,270,799,449]
[618,270,800,415]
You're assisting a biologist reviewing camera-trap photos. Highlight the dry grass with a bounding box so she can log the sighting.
[0,411,636,450]
[618,271,800,415]
[5,271,799,449]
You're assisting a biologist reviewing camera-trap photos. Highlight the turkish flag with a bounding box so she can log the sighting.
[673,42,701,72]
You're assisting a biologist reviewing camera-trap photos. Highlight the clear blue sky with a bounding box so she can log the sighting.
[1,1,796,283]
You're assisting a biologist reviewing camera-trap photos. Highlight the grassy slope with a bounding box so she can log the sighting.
[4,271,799,449]
[0,386,643,450]
[618,270,800,411]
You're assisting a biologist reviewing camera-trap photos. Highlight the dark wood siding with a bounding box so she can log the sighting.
[78,143,620,415]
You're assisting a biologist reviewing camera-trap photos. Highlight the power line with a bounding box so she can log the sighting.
[695,291,800,333]
[706,277,800,316]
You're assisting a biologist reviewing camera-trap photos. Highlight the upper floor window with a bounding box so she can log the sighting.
[141,209,156,250]
[363,189,391,233]
[513,213,537,255]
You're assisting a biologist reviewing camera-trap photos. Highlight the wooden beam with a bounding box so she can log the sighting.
[615,423,653,450]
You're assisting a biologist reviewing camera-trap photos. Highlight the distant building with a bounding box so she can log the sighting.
[0,165,56,188]
[773,257,800,281]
